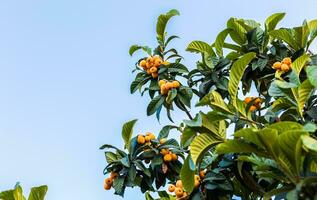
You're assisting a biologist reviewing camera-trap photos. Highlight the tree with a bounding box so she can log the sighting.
[0,184,48,200]
[101,9,317,200]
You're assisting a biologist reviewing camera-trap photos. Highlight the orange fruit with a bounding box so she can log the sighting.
[171,154,178,161]
[194,180,200,188]
[137,134,145,144]
[175,187,184,198]
[244,97,253,104]
[199,170,206,179]
[145,135,151,142]
[168,184,176,192]
[150,67,157,73]
[152,72,158,78]
[281,64,290,72]
[146,69,151,74]
[146,132,155,140]
[166,82,174,90]
[154,59,162,67]
[140,60,147,68]
[160,84,168,95]
[164,154,172,162]
[176,180,183,188]
[110,172,118,179]
[105,177,113,186]
[104,183,111,190]
[254,98,261,104]
[282,57,292,65]
[249,105,257,112]
[172,81,180,89]
[272,62,282,70]
[195,175,200,181]
[159,80,166,87]
[183,192,188,198]
[160,149,169,155]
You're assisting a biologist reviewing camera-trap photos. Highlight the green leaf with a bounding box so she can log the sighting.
[113,176,125,196]
[265,122,303,134]
[121,119,137,150]
[13,186,25,200]
[158,125,177,139]
[234,128,263,148]
[196,90,233,115]
[216,140,266,157]
[186,41,215,56]
[214,29,230,57]
[306,65,317,88]
[256,128,279,157]
[28,186,48,200]
[292,54,310,77]
[156,9,180,43]
[265,13,286,32]
[147,95,164,116]
[297,79,314,117]
[190,133,223,165]
[166,89,177,104]
[228,52,256,107]
[269,29,300,50]
[129,45,152,56]
[301,135,317,157]
[180,156,195,193]
[227,18,247,45]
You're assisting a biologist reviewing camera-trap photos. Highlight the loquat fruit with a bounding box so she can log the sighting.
[175,187,184,198]
[199,170,206,179]
[105,177,113,186]
[104,183,111,190]
[249,105,257,112]
[176,180,183,188]
[159,80,166,87]
[150,67,157,73]
[282,57,292,65]
[168,184,176,193]
[171,154,178,161]
[145,135,151,142]
[166,82,174,90]
[146,69,151,74]
[172,81,180,89]
[244,97,253,104]
[281,63,290,72]
[110,172,118,179]
[164,154,172,162]
[195,175,200,181]
[154,59,162,67]
[160,149,169,155]
[137,134,146,145]
[140,60,147,68]
[272,62,282,70]
[194,180,200,188]
[152,72,158,78]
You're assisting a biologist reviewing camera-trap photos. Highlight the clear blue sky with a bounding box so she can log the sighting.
[0,0,316,199]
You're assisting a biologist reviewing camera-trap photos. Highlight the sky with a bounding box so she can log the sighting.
[0,0,317,199]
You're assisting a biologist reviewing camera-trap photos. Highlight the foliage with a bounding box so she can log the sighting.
[101,9,317,200]
[0,184,48,200]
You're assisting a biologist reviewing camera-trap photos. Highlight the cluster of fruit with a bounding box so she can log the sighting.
[272,57,292,72]
[103,171,118,190]
[167,172,205,199]
[159,80,180,95]
[244,97,262,112]
[139,55,166,78]
[137,132,156,145]
[160,148,178,162]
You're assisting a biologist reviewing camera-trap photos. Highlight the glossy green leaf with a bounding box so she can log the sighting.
[28,186,48,200]
[186,41,215,56]
[306,65,317,88]
[180,156,195,193]
[121,119,137,150]
[214,29,230,57]
[269,28,300,50]
[147,95,164,116]
[297,79,314,117]
[156,9,180,43]
[265,13,286,32]
[292,54,310,77]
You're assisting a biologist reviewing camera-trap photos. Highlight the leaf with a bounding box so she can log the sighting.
[256,128,279,157]
[129,45,152,56]
[13,186,25,200]
[196,90,233,115]
[180,156,195,193]
[113,176,126,196]
[297,79,314,117]
[190,133,223,165]
[291,54,310,77]
[147,95,165,116]
[28,186,48,200]
[301,135,317,157]
[265,122,303,134]
[265,13,286,32]
[166,89,177,104]
[234,128,263,148]
[306,65,317,88]
[183,114,202,127]
[186,41,215,56]
[121,119,137,150]
[156,9,180,43]
[269,29,300,50]
[214,29,230,57]
[227,18,247,45]
[228,52,256,108]
[158,125,177,139]
[216,140,266,157]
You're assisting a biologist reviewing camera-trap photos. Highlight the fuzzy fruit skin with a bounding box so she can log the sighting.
[110,172,118,179]
[175,187,184,198]
[273,62,282,70]
[154,59,162,67]
[150,67,157,73]
[160,84,168,95]
[281,64,290,72]
[159,80,166,87]
[165,82,174,90]
[254,98,261,104]
[176,180,183,188]
[145,135,151,142]
[104,183,111,190]
[160,149,169,155]
[249,105,257,112]
[171,154,178,161]
[105,177,113,186]
[168,184,175,192]
[152,72,158,78]
[172,81,180,88]
[199,170,206,179]
[244,97,253,104]
[140,60,147,68]
[137,134,145,144]
[164,154,172,162]
[282,57,292,65]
